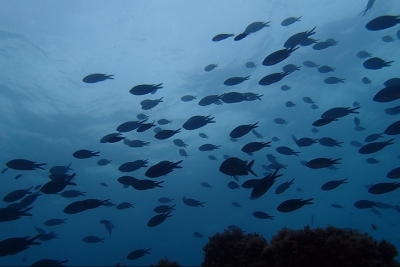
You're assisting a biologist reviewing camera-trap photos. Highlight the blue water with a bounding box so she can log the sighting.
[1,1,400,266]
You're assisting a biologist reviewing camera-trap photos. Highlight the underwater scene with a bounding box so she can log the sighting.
[1,0,400,266]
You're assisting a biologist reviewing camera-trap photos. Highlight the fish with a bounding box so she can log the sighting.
[182,115,215,130]
[318,66,335,73]
[365,15,400,31]
[127,248,152,260]
[318,137,343,147]
[262,47,299,66]
[275,179,295,194]
[157,197,173,203]
[41,173,76,194]
[223,76,250,86]
[179,149,188,158]
[373,84,400,102]
[312,40,337,50]
[282,64,301,72]
[360,0,375,16]
[234,32,249,41]
[324,77,345,84]
[129,83,163,95]
[194,232,203,238]
[173,139,188,148]
[49,163,72,174]
[275,146,300,156]
[0,207,33,222]
[31,259,68,266]
[384,120,400,135]
[219,157,258,180]
[99,220,115,236]
[0,234,42,256]
[356,51,372,58]
[306,158,341,169]
[182,197,204,207]
[251,168,282,199]
[284,26,317,48]
[365,158,380,164]
[97,159,112,166]
[136,121,156,132]
[153,204,176,213]
[118,160,148,172]
[353,200,380,209]
[277,198,314,212]
[252,211,274,220]
[198,144,220,151]
[227,181,240,189]
[154,129,181,140]
[116,202,134,210]
[72,150,99,159]
[296,137,318,147]
[63,199,110,214]
[245,21,270,34]
[204,64,218,72]
[303,61,320,68]
[321,107,360,119]
[231,201,242,208]
[116,120,148,133]
[201,182,212,188]
[82,73,113,83]
[6,159,46,171]
[368,182,400,194]
[181,95,197,102]
[358,139,394,154]
[140,98,163,110]
[130,178,164,190]
[44,218,67,226]
[125,139,150,148]
[245,62,257,68]
[230,122,259,138]
[198,95,222,107]
[3,186,34,203]
[321,178,348,191]
[363,57,393,70]
[259,71,292,86]
[220,92,247,103]
[241,141,271,155]
[145,160,183,178]
[199,133,208,139]
[212,34,234,42]
[387,167,400,179]
[60,190,86,198]
[82,236,105,243]
[281,16,302,26]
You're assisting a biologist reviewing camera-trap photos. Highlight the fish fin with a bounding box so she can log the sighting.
[247,160,258,177]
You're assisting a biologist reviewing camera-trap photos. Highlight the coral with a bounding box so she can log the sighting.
[201,225,399,267]
[150,257,181,266]
[202,228,268,266]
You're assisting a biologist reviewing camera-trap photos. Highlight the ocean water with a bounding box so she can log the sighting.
[1,0,400,266]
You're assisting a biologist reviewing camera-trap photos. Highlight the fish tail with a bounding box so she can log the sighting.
[247,160,258,177]
[304,198,314,204]
[333,158,342,164]
[36,163,47,170]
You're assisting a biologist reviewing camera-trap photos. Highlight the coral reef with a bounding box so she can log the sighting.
[201,225,399,267]
[202,228,268,266]
[150,257,181,266]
